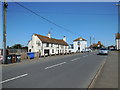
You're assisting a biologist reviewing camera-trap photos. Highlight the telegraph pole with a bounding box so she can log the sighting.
[116,1,120,33]
[93,36,95,44]
[3,0,8,64]
[90,36,91,47]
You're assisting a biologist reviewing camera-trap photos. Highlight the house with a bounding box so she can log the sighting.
[90,41,104,49]
[73,37,87,52]
[116,33,120,50]
[28,32,69,56]
[108,45,116,50]
[68,44,74,53]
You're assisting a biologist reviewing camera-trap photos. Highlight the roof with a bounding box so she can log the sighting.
[74,37,87,41]
[116,33,120,39]
[90,41,103,48]
[34,34,68,46]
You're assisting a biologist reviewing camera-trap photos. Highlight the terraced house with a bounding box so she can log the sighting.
[28,32,69,56]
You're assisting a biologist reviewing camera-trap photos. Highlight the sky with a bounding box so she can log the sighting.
[0,2,118,48]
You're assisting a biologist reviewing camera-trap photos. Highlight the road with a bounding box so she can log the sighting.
[2,51,108,88]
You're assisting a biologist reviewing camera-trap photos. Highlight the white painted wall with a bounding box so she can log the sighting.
[28,34,69,56]
[28,35,42,53]
[116,39,120,50]
[73,41,87,52]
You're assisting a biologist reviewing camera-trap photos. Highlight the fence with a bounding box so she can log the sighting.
[8,49,28,53]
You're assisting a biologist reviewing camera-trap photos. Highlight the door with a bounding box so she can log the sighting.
[44,49,50,56]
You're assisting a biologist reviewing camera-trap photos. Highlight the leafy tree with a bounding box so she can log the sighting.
[11,44,23,49]
[7,46,10,49]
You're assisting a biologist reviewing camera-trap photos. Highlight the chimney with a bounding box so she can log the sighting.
[63,36,66,42]
[47,32,51,38]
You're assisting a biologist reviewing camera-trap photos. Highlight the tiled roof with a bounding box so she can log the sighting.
[34,34,68,46]
[89,41,103,48]
[74,37,87,41]
[116,33,120,39]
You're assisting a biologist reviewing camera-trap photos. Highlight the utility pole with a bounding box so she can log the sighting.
[116,1,120,33]
[93,36,95,44]
[3,0,8,64]
[90,36,91,47]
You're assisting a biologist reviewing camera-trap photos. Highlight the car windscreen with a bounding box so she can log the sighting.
[100,48,107,50]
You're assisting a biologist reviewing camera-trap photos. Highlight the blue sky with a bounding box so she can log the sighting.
[0,2,118,48]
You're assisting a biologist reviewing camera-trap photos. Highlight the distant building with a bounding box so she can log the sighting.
[108,45,115,50]
[28,33,69,56]
[90,41,104,49]
[116,33,120,50]
[73,37,87,52]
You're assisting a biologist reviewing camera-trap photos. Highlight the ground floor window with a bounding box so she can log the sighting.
[52,49,54,53]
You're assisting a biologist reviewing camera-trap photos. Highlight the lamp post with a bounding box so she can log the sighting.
[3,0,8,64]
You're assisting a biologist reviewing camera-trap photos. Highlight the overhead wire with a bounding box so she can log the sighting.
[13,2,80,36]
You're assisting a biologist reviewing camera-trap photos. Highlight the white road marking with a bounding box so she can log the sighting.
[45,62,66,69]
[71,58,81,61]
[0,74,28,84]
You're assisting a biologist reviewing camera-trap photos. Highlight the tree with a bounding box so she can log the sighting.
[7,45,10,49]
[11,44,23,49]
[7,44,28,49]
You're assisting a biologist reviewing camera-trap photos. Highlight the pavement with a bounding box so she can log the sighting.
[1,51,108,88]
[93,51,118,89]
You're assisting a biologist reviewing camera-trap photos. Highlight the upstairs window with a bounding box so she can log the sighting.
[46,43,49,47]
[51,44,53,47]
[78,41,80,45]
[36,41,40,46]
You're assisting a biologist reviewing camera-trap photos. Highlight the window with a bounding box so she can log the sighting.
[57,45,59,48]
[100,48,107,50]
[52,49,54,53]
[78,41,80,45]
[36,41,40,46]
[46,43,49,47]
[78,47,80,50]
[51,44,53,47]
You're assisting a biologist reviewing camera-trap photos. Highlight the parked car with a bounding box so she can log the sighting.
[81,49,86,53]
[98,48,109,55]
[81,48,92,53]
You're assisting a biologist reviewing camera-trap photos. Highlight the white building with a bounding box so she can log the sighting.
[116,33,120,50]
[73,37,87,52]
[68,44,74,53]
[28,33,69,56]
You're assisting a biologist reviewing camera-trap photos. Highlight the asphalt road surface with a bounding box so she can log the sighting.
[2,51,108,88]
